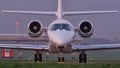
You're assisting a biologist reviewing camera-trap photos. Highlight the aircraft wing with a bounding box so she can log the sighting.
[1,10,56,16]
[72,44,120,51]
[0,44,49,51]
[64,10,119,16]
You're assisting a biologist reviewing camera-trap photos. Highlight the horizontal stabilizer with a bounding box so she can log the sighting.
[64,10,119,16]
[1,10,56,16]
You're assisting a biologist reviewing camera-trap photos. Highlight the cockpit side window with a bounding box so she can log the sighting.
[51,23,72,31]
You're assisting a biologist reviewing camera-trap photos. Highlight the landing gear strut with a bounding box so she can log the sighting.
[34,51,42,62]
[79,51,87,63]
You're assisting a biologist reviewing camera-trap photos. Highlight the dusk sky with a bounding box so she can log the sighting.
[0,0,120,40]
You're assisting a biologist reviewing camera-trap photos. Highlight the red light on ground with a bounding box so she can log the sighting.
[1,49,13,58]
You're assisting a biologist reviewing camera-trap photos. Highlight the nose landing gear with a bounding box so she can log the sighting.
[58,46,65,64]
[58,53,64,64]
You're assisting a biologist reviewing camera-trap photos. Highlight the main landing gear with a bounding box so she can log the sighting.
[79,51,87,63]
[34,51,42,63]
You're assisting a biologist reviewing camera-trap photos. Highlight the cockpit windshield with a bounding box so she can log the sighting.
[51,23,72,31]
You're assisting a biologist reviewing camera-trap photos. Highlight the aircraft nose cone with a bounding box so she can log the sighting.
[48,31,75,46]
[56,39,66,45]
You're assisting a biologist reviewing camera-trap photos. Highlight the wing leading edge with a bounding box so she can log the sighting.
[0,44,49,51]
[72,44,120,51]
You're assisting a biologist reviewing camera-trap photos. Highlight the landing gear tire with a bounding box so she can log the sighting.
[62,57,64,62]
[58,57,60,62]
[79,52,87,63]
[58,57,64,62]
[39,53,42,62]
[35,53,37,62]
[34,52,42,62]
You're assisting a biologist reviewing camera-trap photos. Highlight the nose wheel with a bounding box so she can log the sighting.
[79,51,87,63]
[34,51,42,62]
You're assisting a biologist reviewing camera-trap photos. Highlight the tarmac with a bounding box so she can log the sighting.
[18,61,120,64]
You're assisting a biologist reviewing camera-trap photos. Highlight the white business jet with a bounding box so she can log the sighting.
[1,0,120,63]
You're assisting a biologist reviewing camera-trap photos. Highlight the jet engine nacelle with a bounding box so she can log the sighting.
[78,20,93,38]
[28,20,43,38]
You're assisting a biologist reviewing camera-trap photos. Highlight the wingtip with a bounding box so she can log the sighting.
[113,10,119,12]
[116,10,119,12]
[1,10,6,13]
[1,10,3,12]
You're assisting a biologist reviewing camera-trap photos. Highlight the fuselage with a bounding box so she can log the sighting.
[47,19,75,52]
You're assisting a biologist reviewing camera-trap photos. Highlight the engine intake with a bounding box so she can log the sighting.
[78,20,93,38]
[28,20,43,38]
